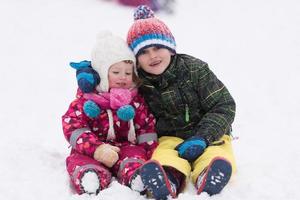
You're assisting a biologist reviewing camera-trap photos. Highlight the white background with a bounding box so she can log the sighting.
[0,0,299,199]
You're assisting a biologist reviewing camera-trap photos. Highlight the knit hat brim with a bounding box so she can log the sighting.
[130,34,176,56]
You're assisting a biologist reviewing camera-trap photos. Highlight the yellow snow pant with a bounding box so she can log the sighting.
[151,135,236,184]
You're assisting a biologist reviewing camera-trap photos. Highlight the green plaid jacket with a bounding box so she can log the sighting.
[138,54,236,144]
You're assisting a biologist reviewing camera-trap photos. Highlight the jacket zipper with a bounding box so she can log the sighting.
[185,104,189,122]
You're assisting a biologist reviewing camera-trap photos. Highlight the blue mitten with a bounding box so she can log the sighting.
[117,105,135,121]
[70,60,100,93]
[83,100,101,118]
[70,60,91,69]
[175,136,207,162]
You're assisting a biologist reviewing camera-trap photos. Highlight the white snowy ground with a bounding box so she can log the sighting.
[0,0,299,199]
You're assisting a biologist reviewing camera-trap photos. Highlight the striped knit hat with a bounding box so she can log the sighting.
[127,5,176,56]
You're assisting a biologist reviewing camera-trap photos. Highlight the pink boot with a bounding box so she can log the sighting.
[66,153,112,194]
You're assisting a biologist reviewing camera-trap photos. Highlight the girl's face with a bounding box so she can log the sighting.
[137,46,173,75]
[108,61,134,89]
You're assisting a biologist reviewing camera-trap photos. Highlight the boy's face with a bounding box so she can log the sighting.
[137,46,172,75]
[108,61,134,89]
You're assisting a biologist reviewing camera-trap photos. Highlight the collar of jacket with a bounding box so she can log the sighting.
[138,55,180,89]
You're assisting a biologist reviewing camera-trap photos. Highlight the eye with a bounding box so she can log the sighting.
[126,72,132,75]
[139,49,146,55]
[112,71,119,74]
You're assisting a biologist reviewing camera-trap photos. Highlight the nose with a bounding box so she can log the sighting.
[149,49,157,59]
[120,73,126,79]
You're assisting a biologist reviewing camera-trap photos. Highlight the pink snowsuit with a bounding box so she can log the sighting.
[62,89,158,194]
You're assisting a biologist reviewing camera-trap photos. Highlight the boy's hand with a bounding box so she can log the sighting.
[93,144,120,168]
[70,60,100,93]
[175,136,207,162]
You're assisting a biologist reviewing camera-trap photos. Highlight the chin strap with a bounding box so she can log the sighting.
[106,109,136,144]
[127,119,136,143]
[106,109,116,141]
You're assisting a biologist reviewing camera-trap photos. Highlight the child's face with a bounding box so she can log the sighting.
[137,46,172,75]
[108,61,134,89]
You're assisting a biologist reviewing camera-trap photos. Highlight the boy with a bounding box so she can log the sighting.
[126,5,236,199]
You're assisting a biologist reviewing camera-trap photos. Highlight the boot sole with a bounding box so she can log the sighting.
[197,157,232,195]
[140,160,176,200]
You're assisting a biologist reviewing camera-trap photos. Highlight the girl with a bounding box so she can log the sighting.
[62,31,157,195]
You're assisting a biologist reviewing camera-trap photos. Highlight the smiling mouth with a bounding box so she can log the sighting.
[150,60,161,66]
[117,83,126,87]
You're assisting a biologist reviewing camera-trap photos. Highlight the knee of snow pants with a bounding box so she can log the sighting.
[151,136,191,178]
[191,135,237,184]
[66,153,112,194]
[114,145,148,185]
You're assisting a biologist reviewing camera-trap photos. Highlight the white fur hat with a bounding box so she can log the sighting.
[91,31,136,92]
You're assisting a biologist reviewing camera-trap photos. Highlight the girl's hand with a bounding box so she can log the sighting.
[93,144,120,168]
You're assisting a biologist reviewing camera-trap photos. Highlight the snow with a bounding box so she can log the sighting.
[129,174,145,192]
[80,170,101,194]
[0,0,300,199]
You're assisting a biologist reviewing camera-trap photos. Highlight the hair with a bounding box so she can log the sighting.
[123,60,142,88]
[133,71,142,88]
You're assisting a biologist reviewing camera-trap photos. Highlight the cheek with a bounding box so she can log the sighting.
[137,56,147,66]
[127,76,133,83]
[138,62,148,70]
[108,74,113,81]
[109,76,117,84]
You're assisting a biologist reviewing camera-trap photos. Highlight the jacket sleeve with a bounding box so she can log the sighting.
[132,95,158,159]
[62,97,103,157]
[192,61,236,144]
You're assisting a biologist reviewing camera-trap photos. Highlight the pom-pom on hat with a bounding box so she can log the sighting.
[91,31,136,92]
[127,5,176,56]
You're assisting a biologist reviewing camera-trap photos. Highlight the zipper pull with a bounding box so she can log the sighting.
[185,104,189,122]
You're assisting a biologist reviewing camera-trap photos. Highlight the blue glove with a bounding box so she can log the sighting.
[83,100,101,118]
[175,136,207,162]
[70,60,100,93]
